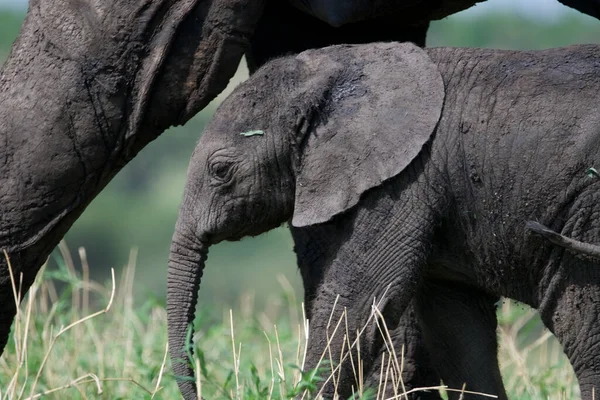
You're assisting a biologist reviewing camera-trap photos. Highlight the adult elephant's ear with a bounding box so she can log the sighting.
[291,42,445,227]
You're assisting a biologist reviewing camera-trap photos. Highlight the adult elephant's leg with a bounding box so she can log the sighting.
[364,301,443,400]
[246,1,429,72]
[416,281,507,400]
[0,0,265,354]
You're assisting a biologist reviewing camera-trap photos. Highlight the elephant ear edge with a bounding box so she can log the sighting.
[291,42,445,227]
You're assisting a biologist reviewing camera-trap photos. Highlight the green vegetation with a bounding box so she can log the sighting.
[0,251,579,399]
[0,249,309,399]
[428,13,600,49]
[0,10,22,59]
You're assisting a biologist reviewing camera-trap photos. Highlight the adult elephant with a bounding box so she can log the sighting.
[0,0,598,370]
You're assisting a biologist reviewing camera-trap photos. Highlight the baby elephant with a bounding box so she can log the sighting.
[167,41,600,399]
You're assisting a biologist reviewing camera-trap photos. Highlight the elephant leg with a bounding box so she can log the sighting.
[246,0,429,72]
[291,224,440,399]
[538,257,600,399]
[365,300,443,400]
[304,274,421,399]
[301,228,430,398]
[415,280,507,400]
[291,228,441,399]
[533,196,600,398]
[295,149,443,399]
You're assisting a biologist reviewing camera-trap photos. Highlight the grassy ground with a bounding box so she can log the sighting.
[0,245,578,399]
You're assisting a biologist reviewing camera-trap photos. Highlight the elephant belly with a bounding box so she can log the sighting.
[286,0,479,26]
[424,228,483,287]
[423,212,545,304]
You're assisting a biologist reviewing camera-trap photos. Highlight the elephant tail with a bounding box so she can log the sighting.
[526,221,600,261]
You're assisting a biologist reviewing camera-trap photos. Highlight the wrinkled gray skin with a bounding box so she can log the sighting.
[168,41,600,399]
[1,0,598,396]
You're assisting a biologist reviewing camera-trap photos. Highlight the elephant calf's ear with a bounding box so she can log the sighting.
[292,42,445,227]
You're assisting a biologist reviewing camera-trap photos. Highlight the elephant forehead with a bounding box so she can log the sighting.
[205,106,271,141]
[216,81,282,122]
[201,114,268,149]
[204,87,284,142]
[296,41,419,71]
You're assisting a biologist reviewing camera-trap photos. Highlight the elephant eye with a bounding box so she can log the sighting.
[209,160,233,182]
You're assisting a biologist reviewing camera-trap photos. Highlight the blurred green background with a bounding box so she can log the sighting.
[1,3,600,309]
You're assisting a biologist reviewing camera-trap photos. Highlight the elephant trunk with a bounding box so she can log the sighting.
[167,226,208,400]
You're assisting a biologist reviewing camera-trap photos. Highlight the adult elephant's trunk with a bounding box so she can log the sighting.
[167,226,208,400]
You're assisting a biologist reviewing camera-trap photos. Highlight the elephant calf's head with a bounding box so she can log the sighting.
[183,65,302,242]
[167,41,445,400]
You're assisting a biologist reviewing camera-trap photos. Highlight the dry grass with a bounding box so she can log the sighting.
[0,243,578,399]
[0,247,170,399]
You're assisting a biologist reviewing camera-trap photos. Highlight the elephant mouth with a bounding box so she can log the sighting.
[219,219,287,242]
